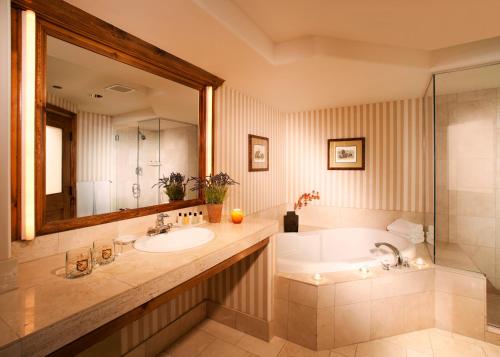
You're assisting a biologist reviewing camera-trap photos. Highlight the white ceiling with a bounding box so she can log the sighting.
[47,36,199,123]
[232,0,500,50]
[64,0,500,111]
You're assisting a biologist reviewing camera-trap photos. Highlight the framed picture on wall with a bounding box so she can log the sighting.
[328,137,365,170]
[248,134,269,171]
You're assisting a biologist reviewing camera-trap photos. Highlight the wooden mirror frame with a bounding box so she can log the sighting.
[10,0,224,239]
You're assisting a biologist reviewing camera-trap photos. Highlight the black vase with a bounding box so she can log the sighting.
[284,211,299,232]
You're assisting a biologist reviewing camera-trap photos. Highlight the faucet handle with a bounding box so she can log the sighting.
[157,213,170,225]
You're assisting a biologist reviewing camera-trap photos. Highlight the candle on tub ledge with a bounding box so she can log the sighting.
[312,272,322,281]
[415,257,426,268]
[231,208,244,224]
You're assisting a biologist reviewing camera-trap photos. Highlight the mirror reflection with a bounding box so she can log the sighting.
[45,36,199,222]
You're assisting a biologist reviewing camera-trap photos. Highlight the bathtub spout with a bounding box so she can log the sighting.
[374,242,402,267]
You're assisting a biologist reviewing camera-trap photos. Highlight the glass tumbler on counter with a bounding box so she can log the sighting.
[93,239,115,266]
[113,235,137,256]
[65,247,93,278]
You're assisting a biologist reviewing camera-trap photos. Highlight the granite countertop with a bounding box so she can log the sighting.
[0,218,279,357]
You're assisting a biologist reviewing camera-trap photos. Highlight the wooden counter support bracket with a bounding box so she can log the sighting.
[48,237,270,357]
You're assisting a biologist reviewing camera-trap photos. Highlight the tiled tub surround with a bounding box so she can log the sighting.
[0,217,278,356]
[273,248,487,351]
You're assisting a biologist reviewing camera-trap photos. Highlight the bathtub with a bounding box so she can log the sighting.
[277,228,416,274]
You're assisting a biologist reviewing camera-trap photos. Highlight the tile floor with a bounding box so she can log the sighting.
[159,319,500,357]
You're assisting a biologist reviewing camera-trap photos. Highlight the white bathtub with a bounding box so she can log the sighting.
[277,228,416,274]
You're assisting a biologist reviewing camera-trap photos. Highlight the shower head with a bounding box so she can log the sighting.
[138,131,146,140]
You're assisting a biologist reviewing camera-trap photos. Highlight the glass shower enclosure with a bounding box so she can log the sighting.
[431,63,500,327]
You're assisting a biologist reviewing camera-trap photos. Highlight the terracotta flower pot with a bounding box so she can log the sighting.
[206,204,223,223]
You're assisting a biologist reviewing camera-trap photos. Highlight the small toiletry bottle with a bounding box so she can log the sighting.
[199,211,203,223]
[188,212,193,224]
[177,212,182,224]
[182,213,189,225]
[193,212,198,224]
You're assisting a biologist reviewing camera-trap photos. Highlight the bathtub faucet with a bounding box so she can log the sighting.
[374,242,402,268]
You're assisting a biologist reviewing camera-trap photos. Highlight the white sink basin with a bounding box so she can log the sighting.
[134,227,214,253]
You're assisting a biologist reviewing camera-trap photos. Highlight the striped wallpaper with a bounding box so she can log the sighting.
[215,85,429,214]
[46,94,114,183]
[214,85,287,215]
[285,99,426,212]
[120,282,207,354]
[47,93,78,113]
[119,244,273,353]
[207,241,273,320]
[75,111,114,183]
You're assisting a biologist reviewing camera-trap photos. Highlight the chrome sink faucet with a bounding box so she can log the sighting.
[374,242,403,269]
[147,213,173,236]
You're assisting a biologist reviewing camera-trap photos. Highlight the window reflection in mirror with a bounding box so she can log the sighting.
[45,36,199,222]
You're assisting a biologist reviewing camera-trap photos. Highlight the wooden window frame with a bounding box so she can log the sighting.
[10,0,223,239]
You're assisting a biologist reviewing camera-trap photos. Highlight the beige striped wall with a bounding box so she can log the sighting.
[215,85,429,214]
[118,244,273,354]
[214,85,287,215]
[75,111,114,183]
[285,100,426,213]
[47,93,78,113]
[207,241,273,321]
[119,282,207,354]
[46,94,114,183]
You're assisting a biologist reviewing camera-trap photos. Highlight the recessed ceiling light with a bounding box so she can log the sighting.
[89,93,103,99]
[52,85,63,89]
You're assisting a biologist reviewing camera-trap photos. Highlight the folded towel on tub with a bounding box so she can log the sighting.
[387,218,424,235]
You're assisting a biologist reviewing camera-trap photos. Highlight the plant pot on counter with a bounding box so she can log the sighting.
[206,204,223,223]
[284,211,299,232]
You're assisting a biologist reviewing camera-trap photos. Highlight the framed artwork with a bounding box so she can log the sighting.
[328,137,365,170]
[248,134,269,171]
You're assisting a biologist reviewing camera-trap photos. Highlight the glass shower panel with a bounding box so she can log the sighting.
[137,118,161,208]
[422,77,435,260]
[433,63,500,326]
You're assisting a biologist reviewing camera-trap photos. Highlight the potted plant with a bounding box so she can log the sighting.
[284,190,320,232]
[190,172,239,223]
[155,172,187,202]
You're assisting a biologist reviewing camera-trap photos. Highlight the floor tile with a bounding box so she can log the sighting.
[406,349,433,357]
[277,341,330,356]
[381,330,433,355]
[199,339,250,357]
[354,339,406,357]
[237,334,286,357]
[198,319,245,344]
[166,329,215,357]
[331,344,356,357]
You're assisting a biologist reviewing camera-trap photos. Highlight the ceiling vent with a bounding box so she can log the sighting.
[105,84,135,93]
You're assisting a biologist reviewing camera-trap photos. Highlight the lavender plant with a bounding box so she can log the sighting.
[154,172,186,201]
[189,172,239,204]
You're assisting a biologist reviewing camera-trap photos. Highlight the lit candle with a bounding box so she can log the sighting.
[415,257,425,267]
[313,272,322,281]
[231,208,244,224]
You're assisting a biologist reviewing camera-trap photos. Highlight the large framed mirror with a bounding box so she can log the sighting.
[10,0,223,238]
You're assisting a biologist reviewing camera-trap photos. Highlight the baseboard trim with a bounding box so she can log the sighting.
[206,300,271,341]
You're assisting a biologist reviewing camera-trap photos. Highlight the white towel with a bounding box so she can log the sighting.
[387,218,424,235]
[426,231,434,245]
[390,230,425,244]
[77,181,94,217]
[94,181,111,215]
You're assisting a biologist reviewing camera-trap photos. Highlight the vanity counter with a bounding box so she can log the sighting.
[0,218,278,356]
